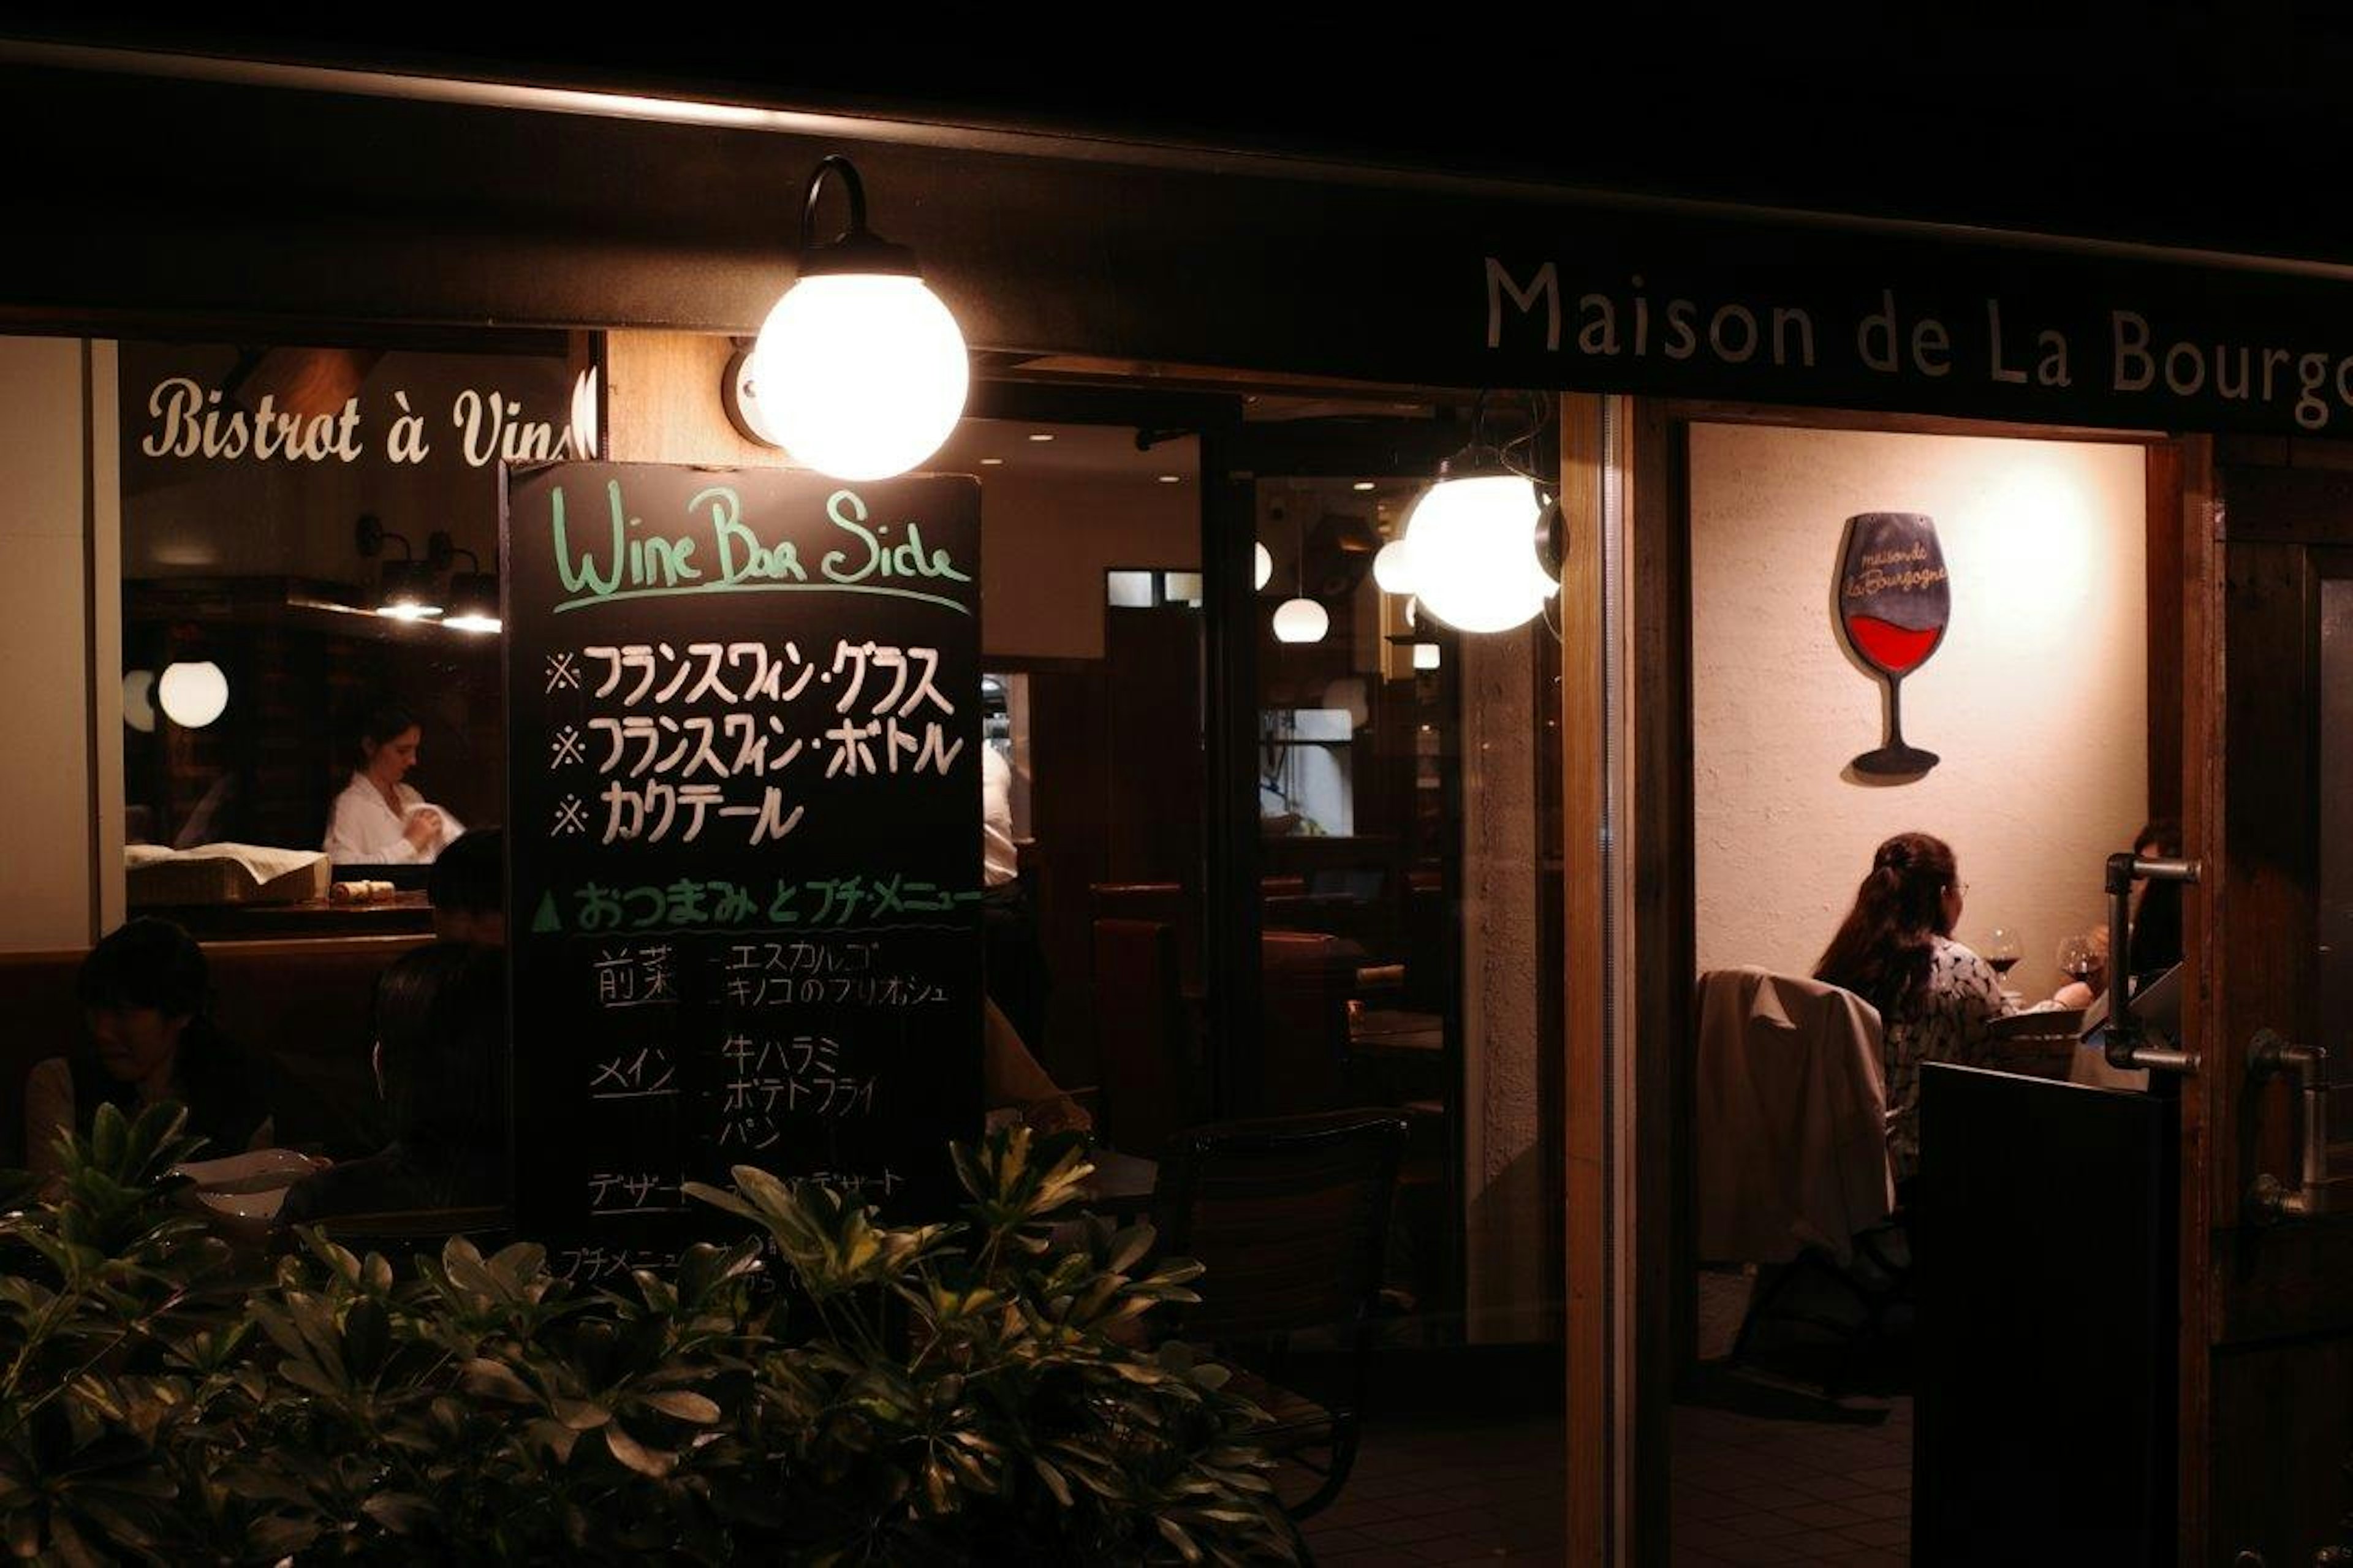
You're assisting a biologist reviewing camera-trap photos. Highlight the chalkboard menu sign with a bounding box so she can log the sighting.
[502,462,983,1281]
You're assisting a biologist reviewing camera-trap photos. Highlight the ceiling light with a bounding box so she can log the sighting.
[1372,537,1418,595]
[1028,432,1055,443]
[729,154,968,480]
[1271,507,1327,644]
[1352,480,1377,492]
[1158,474,1181,484]
[1253,542,1272,591]
[1272,597,1329,643]
[157,661,230,728]
[980,456,1004,466]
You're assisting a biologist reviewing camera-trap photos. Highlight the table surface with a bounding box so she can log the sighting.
[1351,1007,1444,1053]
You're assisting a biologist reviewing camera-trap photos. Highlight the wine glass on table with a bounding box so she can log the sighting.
[2058,933,2099,999]
[1981,925,2022,1003]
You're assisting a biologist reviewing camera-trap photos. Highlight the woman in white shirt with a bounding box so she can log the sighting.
[324,703,463,865]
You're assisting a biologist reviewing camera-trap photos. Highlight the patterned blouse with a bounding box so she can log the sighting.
[1881,936,2012,1180]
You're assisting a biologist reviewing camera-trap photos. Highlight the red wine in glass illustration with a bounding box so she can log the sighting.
[1838,512,1950,776]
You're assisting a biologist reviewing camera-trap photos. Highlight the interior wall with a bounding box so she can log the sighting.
[0,338,97,949]
[1691,423,2148,994]
[977,471,1196,662]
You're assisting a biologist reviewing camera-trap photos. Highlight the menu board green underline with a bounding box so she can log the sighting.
[552,581,974,616]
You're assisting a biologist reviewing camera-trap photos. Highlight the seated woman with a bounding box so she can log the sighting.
[26,918,270,1183]
[324,702,464,865]
[279,942,506,1225]
[1814,831,2012,1185]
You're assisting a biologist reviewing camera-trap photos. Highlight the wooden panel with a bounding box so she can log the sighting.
[1627,400,1691,1564]
[603,331,785,468]
[2147,443,2184,826]
[2215,535,2314,1246]
[1558,393,1610,1566]
[2219,465,2353,546]
[2209,1336,2353,1565]
[2178,434,2218,1565]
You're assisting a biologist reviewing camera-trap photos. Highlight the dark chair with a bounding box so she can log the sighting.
[1091,918,1197,1153]
[1151,1109,1409,1522]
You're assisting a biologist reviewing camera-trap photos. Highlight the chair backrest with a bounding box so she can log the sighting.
[1090,918,1193,1153]
[1089,882,1199,991]
[1260,931,1362,1115]
[1692,967,1894,1265]
[0,934,431,1166]
[1153,1109,1408,1341]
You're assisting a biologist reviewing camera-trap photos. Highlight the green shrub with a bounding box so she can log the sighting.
[0,1104,1295,1565]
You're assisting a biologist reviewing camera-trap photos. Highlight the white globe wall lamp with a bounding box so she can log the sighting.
[724,154,970,481]
[1401,449,1562,636]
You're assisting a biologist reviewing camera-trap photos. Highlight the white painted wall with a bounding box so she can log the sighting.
[0,339,100,949]
[1691,423,2147,998]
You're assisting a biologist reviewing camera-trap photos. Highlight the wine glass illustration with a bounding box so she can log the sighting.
[1838,512,1950,776]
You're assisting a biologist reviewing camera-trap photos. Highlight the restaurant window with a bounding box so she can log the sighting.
[116,336,594,936]
[937,366,1567,1551]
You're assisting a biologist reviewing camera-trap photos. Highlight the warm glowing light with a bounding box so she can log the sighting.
[1402,474,1556,633]
[1372,537,1418,595]
[1254,543,1273,591]
[1413,643,1442,670]
[157,661,229,728]
[748,273,968,480]
[568,367,601,459]
[1271,597,1329,643]
[1352,480,1377,492]
[122,670,156,733]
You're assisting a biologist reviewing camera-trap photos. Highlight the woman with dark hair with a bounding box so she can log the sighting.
[25,918,270,1183]
[278,941,506,1224]
[1814,831,2011,1180]
[323,701,464,865]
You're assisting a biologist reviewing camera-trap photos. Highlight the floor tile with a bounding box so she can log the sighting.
[1838,1517,1910,1548]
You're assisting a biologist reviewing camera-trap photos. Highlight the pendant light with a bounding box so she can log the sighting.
[727,154,969,480]
[1272,506,1327,643]
[1401,393,1561,635]
[157,661,230,728]
[1254,542,1273,591]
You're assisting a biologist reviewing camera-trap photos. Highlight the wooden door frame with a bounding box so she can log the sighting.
[1602,400,2182,1564]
